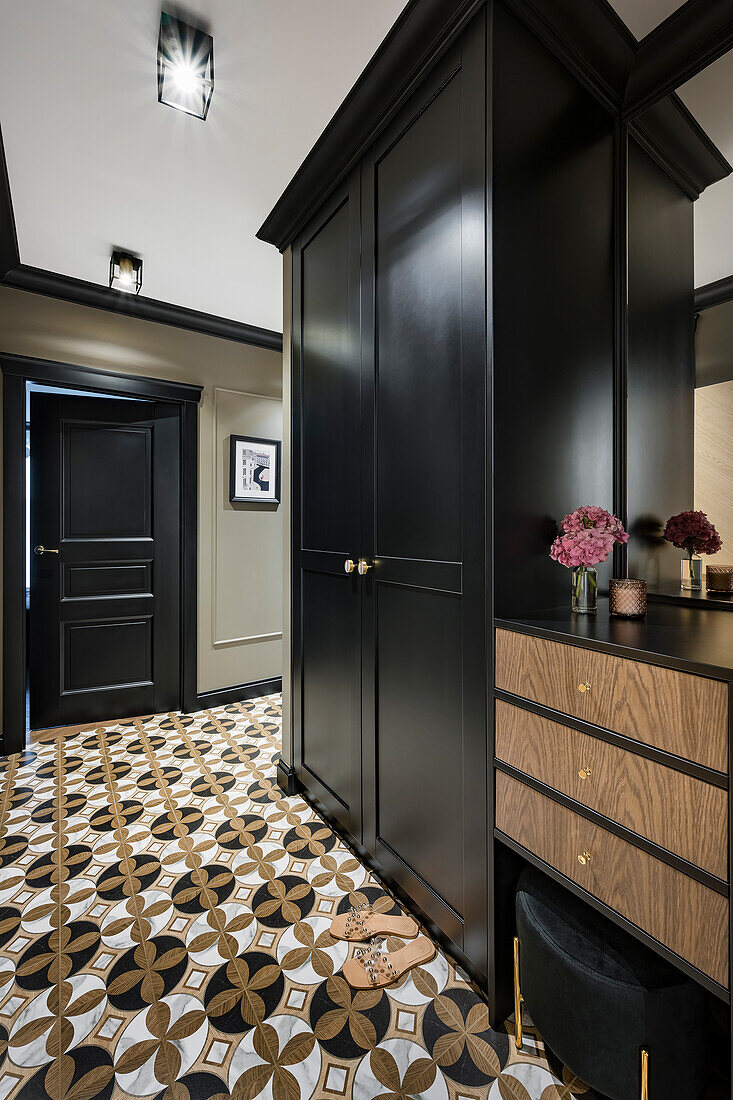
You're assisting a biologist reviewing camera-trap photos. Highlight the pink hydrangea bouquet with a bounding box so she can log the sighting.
[550,505,629,569]
[663,510,721,558]
[550,506,629,612]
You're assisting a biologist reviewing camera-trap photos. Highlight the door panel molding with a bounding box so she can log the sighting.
[1,353,201,752]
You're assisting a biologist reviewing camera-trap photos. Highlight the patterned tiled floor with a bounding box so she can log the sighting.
[0,695,594,1100]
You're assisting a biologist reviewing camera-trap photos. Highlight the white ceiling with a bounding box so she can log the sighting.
[0,0,731,331]
[0,1,406,332]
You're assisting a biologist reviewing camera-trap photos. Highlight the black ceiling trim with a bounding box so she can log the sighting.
[629,94,732,201]
[695,274,733,311]
[258,0,729,251]
[1,265,283,352]
[624,0,733,120]
[0,352,204,405]
[0,124,19,278]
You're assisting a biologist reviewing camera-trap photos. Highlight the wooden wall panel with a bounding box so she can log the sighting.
[695,380,733,570]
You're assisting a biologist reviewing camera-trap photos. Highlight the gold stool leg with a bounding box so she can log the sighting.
[640,1048,649,1100]
[513,935,523,1050]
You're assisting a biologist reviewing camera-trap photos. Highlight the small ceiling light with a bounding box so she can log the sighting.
[157,11,214,120]
[109,250,143,295]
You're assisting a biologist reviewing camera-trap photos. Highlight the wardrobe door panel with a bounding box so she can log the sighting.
[301,198,361,554]
[375,69,462,564]
[302,569,361,830]
[376,586,463,916]
[293,176,362,846]
[362,18,488,977]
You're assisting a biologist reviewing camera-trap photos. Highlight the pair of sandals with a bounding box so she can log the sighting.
[330,903,437,989]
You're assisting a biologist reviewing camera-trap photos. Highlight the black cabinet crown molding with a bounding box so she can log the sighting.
[623,0,733,120]
[258,0,730,251]
[1,265,283,352]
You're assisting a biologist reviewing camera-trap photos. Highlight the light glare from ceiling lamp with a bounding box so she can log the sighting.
[157,11,214,120]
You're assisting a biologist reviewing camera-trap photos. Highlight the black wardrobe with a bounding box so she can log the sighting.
[259,0,728,1002]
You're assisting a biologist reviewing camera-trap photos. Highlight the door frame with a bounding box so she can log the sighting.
[1,353,202,752]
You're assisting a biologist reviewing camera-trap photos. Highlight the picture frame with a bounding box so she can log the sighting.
[229,435,281,504]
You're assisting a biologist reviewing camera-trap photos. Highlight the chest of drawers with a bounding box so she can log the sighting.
[494,623,731,992]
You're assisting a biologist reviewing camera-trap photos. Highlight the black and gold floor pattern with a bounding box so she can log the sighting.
[0,695,592,1100]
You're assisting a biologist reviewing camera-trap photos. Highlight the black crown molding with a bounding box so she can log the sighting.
[1,265,283,352]
[624,0,733,120]
[629,93,732,202]
[258,0,730,251]
[695,274,733,311]
[0,121,282,353]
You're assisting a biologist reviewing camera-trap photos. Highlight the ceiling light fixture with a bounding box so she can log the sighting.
[157,11,214,120]
[109,250,143,295]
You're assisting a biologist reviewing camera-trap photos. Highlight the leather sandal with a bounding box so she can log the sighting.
[342,935,437,989]
[330,902,419,942]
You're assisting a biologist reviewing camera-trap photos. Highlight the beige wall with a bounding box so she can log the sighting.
[695,380,733,569]
[0,285,283,706]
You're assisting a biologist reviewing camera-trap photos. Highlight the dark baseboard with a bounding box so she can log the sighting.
[195,676,282,712]
[277,758,301,797]
[695,274,733,311]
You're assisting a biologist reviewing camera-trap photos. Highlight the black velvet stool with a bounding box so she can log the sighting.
[514,866,708,1099]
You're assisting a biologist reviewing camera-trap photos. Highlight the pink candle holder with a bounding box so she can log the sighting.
[609,578,647,618]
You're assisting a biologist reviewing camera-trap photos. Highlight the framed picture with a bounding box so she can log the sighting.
[229,435,281,504]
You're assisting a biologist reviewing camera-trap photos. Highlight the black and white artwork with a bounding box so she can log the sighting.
[229,435,281,504]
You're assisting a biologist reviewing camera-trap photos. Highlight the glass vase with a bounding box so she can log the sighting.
[571,566,598,614]
[681,555,702,591]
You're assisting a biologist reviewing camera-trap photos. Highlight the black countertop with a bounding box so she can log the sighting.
[496,599,733,680]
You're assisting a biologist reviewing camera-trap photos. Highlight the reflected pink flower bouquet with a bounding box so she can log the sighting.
[550,506,629,569]
[663,510,721,558]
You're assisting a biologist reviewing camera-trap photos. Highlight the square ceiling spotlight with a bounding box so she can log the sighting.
[157,11,214,120]
[109,251,143,294]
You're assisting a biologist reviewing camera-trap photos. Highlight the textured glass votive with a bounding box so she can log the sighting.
[609,578,647,617]
[706,565,733,593]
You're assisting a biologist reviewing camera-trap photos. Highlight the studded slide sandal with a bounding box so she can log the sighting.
[342,934,437,989]
[330,903,420,943]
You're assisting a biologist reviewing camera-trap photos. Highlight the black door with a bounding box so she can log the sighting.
[292,170,363,848]
[29,393,181,730]
[360,25,488,972]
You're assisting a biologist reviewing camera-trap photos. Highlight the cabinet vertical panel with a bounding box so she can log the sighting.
[374,71,462,565]
[376,584,464,918]
[301,570,361,838]
[301,198,361,554]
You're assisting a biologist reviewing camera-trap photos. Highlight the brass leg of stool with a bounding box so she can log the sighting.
[640,1048,649,1100]
[513,936,523,1050]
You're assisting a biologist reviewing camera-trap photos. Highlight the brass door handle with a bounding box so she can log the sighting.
[34,545,59,555]
[357,559,372,575]
[577,851,592,866]
[578,767,591,780]
[344,559,356,574]
[577,681,591,693]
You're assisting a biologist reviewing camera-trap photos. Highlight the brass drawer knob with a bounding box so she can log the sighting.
[577,681,591,693]
[344,559,356,574]
[357,559,372,575]
[577,851,591,866]
[578,767,591,780]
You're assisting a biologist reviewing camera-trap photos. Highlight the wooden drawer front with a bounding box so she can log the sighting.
[495,629,728,773]
[495,701,728,879]
[496,771,729,987]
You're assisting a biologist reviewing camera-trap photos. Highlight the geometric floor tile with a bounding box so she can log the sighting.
[0,695,592,1099]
